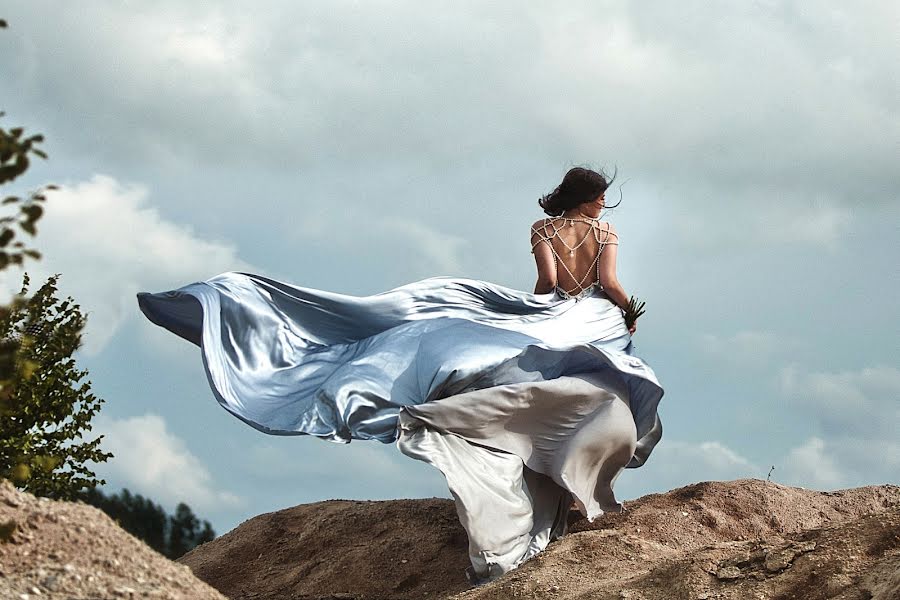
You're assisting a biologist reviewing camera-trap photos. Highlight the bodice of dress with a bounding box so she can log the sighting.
[556,281,602,301]
[530,217,619,301]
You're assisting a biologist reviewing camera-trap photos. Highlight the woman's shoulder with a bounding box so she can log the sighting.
[602,221,619,243]
[530,217,551,232]
[584,218,617,235]
[530,216,617,232]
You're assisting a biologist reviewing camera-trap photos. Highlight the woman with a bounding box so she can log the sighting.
[530,167,633,331]
[136,166,663,586]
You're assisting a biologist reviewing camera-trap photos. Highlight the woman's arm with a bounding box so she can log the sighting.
[530,219,557,294]
[597,224,630,312]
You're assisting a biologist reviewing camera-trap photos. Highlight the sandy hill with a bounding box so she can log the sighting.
[0,478,225,599]
[179,478,900,600]
[2,478,898,599]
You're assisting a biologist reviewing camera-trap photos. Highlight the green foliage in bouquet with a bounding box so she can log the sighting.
[623,295,646,330]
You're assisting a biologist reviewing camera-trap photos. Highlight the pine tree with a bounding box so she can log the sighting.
[77,486,171,555]
[196,520,216,546]
[168,502,200,559]
[166,501,217,558]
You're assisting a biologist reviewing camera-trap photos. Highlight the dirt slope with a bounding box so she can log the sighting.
[179,478,900,600]
[0,478,226,599]
[180,496,473,599]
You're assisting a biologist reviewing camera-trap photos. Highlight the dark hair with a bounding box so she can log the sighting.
[538,166,619,217]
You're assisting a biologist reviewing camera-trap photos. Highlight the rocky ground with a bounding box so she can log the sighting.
[2,477,898,599]
[0,478,226,599]
[180,478,900,600]
[456,480,900,600]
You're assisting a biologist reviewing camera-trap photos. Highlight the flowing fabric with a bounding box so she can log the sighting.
[136,271,664,583]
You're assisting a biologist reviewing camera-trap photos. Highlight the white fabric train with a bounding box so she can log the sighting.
[137,271,664,584]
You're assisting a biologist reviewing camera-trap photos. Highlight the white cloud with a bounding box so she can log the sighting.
[661,440,760,477]
[699,330,788,368]
[370,216,467,275]
[779,437,843,489]
[4,1,897,207]
[89,412,245,513]
[669,187,858,252]
[244,439,450,501]
[763,201,853,248]
[286,204,469,286]
[779,364,900,438]
[0,174,255,355]
[250,439,406,482]
[775,365,900,488]
[165,21,233,68]
[618,439,762,498]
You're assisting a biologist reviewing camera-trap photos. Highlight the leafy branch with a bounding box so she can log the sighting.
[0,110,57,269]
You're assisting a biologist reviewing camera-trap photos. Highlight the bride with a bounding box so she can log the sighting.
[137,165,663,585]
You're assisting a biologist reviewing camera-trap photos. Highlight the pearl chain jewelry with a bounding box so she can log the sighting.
[530,215,619,300]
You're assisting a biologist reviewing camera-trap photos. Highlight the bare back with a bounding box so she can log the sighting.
[530,217,619,298]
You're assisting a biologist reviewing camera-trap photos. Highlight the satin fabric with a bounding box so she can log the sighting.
[136,271,664,582]
[397,372,638,583]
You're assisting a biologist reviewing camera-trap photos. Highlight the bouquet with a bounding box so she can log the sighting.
[623,295,646,330]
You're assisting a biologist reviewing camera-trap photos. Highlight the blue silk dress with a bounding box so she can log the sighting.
[136,219,664,584]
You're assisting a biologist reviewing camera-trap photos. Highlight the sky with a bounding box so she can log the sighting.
[1,1,897,536]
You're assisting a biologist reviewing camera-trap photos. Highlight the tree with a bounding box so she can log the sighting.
[76,486,217,557]
[0,273,113,499]
[0,17,112,498]
[169,502,201,558]
[79,487,169,554]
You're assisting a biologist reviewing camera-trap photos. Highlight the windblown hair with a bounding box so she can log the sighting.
[538,166,618,217]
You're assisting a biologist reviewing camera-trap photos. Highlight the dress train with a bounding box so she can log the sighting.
[136,271,664,583]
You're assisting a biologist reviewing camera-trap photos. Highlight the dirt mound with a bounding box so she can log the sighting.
[179,478,899,600]
[459,480,900,600]
[0,478,226,599]
[179,497,473,599]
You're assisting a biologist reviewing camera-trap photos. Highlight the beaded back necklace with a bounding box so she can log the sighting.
[530,214,619,300]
